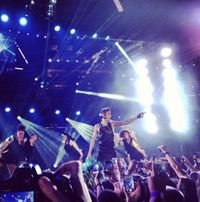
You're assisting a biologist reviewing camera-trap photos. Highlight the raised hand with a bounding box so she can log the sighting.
[136,112,146,119]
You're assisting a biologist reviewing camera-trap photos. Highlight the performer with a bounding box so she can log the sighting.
[119,129,147,161]
[62,132,83,161]
[0,125,37,177]
[86,107,145,164]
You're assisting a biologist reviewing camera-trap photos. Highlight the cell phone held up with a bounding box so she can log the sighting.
[123,175,135,192]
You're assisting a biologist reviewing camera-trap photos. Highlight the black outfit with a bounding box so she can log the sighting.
[64,137,80,160]
[0,136,33,165]
[123,138,144,161]
[97,122,116,163]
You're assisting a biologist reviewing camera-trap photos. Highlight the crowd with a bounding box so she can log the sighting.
[37,144,200,202]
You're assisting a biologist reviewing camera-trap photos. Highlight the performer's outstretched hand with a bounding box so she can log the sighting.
[136,112,146,119]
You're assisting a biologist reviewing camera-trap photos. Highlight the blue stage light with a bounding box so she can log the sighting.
[19,17,28,26]
[70,28,76,34]
[54,25,60,32]
[5,107,11,112]
[55,110,60,115]
[1,14,9,22]
[29,108,35,113]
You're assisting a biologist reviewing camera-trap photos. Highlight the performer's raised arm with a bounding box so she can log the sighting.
[112,112,145,127]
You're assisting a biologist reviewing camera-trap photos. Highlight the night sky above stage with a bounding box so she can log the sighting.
[0,0,200,155]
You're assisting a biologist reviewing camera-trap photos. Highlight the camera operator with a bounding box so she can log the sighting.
[0,125,38,177]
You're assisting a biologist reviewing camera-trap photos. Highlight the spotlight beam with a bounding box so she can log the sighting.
[115,42,136,68]
[113,0,124,12]
[76,90,139,103]
[18,117,62,167]
[66,118,93,143]
[15,42,29,64]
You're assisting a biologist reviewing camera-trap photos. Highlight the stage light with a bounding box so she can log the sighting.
[162,67,176,80]
[76,90,139,102]
[143,112,158,134]
[1,14,9,22]
[54,25,60,32]
[92,33,98,38]
[115,42,135,66]
[55,110,60,115]
[162,65,188,132]
[137,58,148,67]
[76,111,81,116]
[161,47,172,58]
[53,164,58,168]
[5,107,11,112]
[29,108,35,113]
[19,17,28,26]
[66,118,93,143]
[70,28,76,34]
[17,116,21,120]
[48,58,52,63]
[162,59,171,67]
[105,35,110,40]
[34,77,38,81]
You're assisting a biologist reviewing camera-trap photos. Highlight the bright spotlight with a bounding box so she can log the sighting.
[162,63,188,132]
[54,25,60,32]
[162,59,171,67]
[1,14,9,22]
[105,35,110,40]
[55,110,60,115]
[161,47,172,58]
[76,111,81,116]
[92,33,98,38]
[17,116,21,120]
[143,112,158,134]
[53,164,58,168]
[137,58,148,67]
[48,58,52,63]
[29,108,35,113]
[19,17,28,26]
[162,66,176,80]
[70,28,76,34]
[66,117,70,121]
[5,107,11,112]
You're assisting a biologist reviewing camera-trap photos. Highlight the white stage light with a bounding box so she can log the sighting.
[161,47,172,58]
[1,14,9,22]
[76,111,81,116]
[55,110,60,115]
[70,29,76,34]
[92,33,98,38]
[5,107,11,112]
[29,108,35,113]
[162,59,172,67]
[19,17,28,26]
[162,65,188,132]
[143,112,158,134]
[17,116,22,120]
[54,25,60,32]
